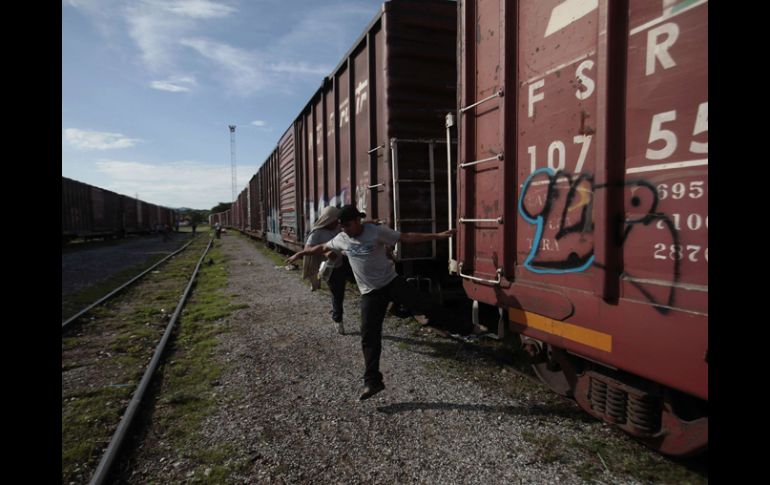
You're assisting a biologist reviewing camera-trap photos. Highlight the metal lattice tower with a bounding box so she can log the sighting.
[229,125,237,202]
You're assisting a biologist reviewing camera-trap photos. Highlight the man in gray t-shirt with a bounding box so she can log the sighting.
[324,222,399,294]
[287,204,454,401]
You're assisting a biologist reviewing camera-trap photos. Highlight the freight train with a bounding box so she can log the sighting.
[214,0,457,288]
[62,176,177,243]
[213,0,708,456]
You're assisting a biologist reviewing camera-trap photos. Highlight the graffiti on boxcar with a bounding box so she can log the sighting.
[281,210,297,239]
[305,188,349,236]
[355,177,369,216]
[518,167,682,314]
[267,208,280,234]
[612,179,682,314]
[518,167,595,273]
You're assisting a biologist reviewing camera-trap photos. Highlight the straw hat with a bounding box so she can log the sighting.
[312,206,340,229]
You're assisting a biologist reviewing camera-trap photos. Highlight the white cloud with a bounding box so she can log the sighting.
[269,61,331,76]
[124,1,193,72]
[180,38,270,95]
[250,120,266,127]
[164,0,235,18]
[122,1,235,73]
[94,159,250,209]
[69,0,378,97]
[150,75,197,92]
[64,128,142,150]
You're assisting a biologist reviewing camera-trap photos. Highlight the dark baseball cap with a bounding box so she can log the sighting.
[337,204,366,223]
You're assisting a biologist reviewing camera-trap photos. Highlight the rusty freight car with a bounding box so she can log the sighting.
[453,0,707,455]
[220,0,458,283]
[62,176,177,243]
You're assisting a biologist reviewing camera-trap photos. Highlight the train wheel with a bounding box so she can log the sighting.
[528,343,577,397]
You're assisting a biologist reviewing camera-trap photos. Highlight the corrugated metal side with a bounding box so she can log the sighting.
[91,187,120,234]
[458,0,707,401]
[90,187,106,231]
[250,0,455,256]
[352,40,375,219]
[514,0,599,292]
[337,66,352,208]
[314,96,327,211]
[384,1,457,140]
[621,0,708,308]
[142,202,151,231]
[248,174,261,234]
[265,146,282,242]
[147,203,159,230]
[279,126,299,242]
[239,187,248,230]
[384,0,456,261]
[324,84,339,204]
[120,195,139,233]
[232,193,240,228]
[62,177,92,236]
[303,110,315,230]
[457,0,506,282]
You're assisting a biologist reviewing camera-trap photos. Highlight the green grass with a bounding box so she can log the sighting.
[61,236,212,483]
[567,434,707,484]
[61,254,170,321]
[520,430,566,464]
[121,243,253,482]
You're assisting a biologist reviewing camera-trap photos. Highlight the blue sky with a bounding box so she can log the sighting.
[62,0,387,210]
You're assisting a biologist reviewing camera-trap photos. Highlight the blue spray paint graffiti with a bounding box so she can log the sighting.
[518,167,595,273]
[517,168,685,314]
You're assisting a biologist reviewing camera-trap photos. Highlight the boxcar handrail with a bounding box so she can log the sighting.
[458,264,502,285]
[460,152,504,168]
[459,89,504,113]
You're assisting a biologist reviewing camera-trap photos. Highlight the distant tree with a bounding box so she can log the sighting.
[190,211,205,224]
[210,202,233,214]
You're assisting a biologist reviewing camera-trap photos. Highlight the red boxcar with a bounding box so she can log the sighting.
[62,176,176,241]
[240,0,457,271]
[455,0,707,455]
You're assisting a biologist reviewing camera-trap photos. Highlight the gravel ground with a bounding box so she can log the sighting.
[118,232,706,484]
[139,233,652,484]
[61,233,196,296]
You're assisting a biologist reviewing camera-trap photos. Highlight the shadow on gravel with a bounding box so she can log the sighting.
[375,401,591,421]
[383,334,498,361]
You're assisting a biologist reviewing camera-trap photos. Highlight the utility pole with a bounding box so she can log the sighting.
[229,125,237,202]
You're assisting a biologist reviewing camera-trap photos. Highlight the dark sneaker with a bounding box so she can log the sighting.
[359,382,385,401]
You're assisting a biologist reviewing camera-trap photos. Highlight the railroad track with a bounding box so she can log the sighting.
[62,236,214,485]
[62,235,202,330]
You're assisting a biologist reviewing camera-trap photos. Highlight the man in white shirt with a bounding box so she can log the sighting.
[286,205,454,400]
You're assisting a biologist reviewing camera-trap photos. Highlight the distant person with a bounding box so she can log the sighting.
[163,223,171,241]
[191,221,197,235]
[215,222,222,239]
[286,205,454,401]
[302,206,354,335]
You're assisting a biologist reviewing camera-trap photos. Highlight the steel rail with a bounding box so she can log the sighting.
[62,235,200,330]
[88,236,214,485]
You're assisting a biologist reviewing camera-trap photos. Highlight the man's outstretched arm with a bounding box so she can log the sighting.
[399,229,455,244]
[284,244,328,265]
